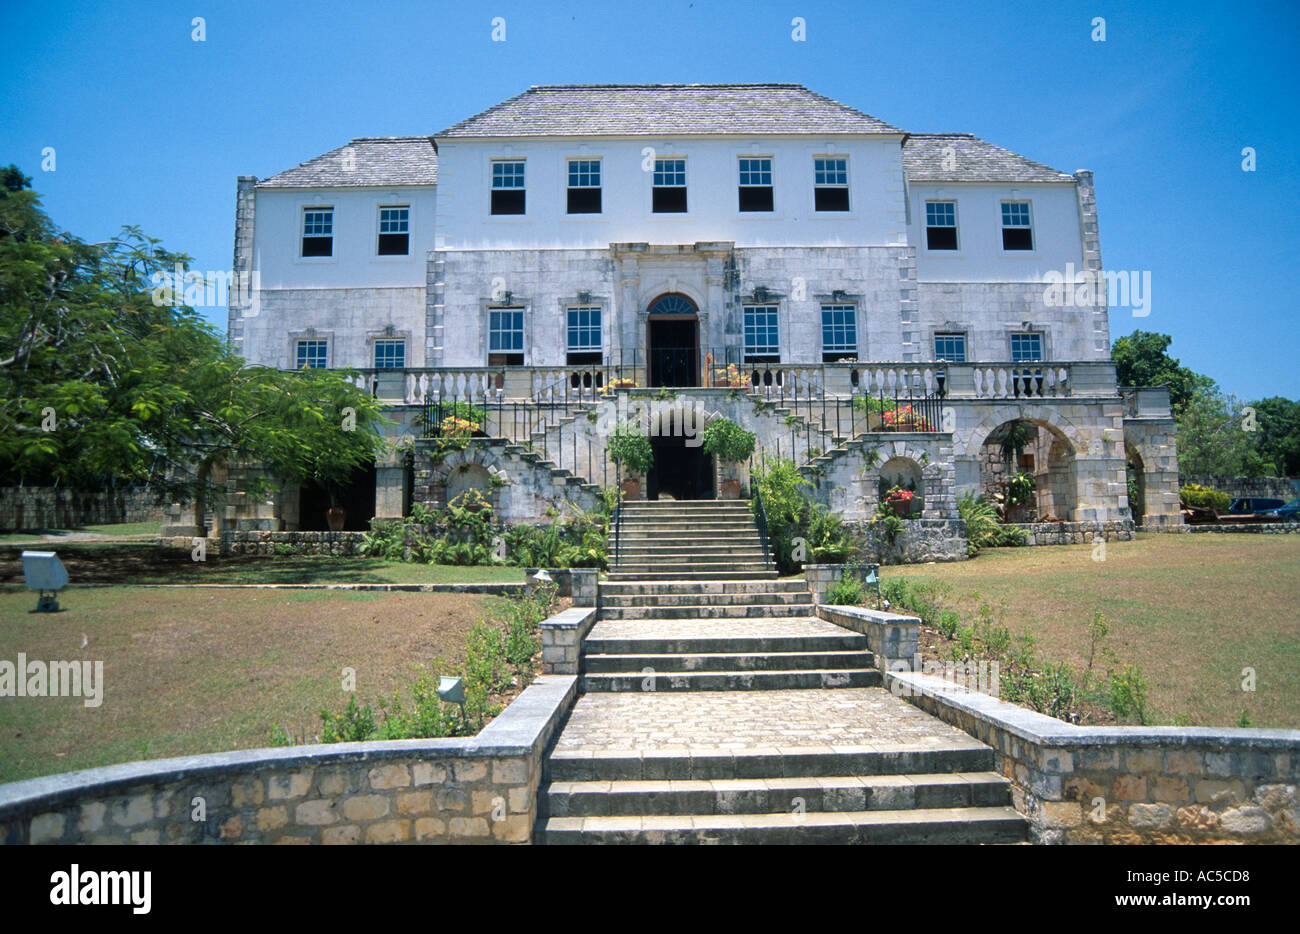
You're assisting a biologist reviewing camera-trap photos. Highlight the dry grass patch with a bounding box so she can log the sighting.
[0,587,497,782]
[884,534,1300,729]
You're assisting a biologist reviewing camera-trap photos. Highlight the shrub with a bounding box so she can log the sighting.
[700,417,756,463]
[1179,483,1229,513]
[609,422,655,475]
[826,572,866,606]
[1107,664,1151,724]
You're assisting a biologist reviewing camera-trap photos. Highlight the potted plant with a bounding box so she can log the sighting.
[608,422,654,499]
[882,485,915,517]
[701,417,757,500]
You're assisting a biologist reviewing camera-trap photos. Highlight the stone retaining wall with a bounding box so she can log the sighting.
[0,675,577,845]
[0,487,164,532]
[883,669,1300,845]
[1159,522,1300,535]
[1012,519,1134,545]
[846,518,968,564]
[817,604,919,670]
[540,607,598,675]
[216,530,368,556]
[1180,475,1298,500]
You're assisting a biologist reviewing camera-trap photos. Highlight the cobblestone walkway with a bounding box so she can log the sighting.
[554,688,983,752]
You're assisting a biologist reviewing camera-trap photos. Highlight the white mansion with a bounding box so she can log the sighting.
[222,83,1178,536]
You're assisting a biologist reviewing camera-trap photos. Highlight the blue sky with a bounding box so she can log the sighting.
[4,0,1298,399]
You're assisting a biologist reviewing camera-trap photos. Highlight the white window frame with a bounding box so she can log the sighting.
[820,303,858,356]
[933,331,967,363]
[295,338,329,369]
[300,206,334,259]
[813,156,850,212]
[376,204,410,256]
[1000,200,1034,251]
[924,200,959,251]
[743,304,781,360]
[373,338,406,369]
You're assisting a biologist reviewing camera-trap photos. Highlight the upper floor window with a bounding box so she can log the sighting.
[373,338,405,369]
[377,205,409,255]
[491,160,526,215]
[488,307,525,366]
[743,304,780,362]
[652,158,687,213]
[566,305,602,365]
[1001,201,1033,250]
[813,157,849,211]
[1010,332,1044,362]
[933,332,967,362]
[301,208,333,257]
[925,200,958,250]
[567,159,602,214]
[738,157,774,212]
[296,339,328,369]
[820,303,857,362]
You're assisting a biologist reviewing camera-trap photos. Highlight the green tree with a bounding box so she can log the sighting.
[1176,387,1270,477]
[1111,330,1213,413]
[1247,396,1300,476]
[0,169,391,524]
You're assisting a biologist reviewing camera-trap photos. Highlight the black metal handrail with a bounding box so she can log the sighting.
[750,456,772,568]
[612,463,622,567]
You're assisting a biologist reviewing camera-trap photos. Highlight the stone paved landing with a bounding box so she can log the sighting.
[585,617,852,641]
[553,687,985,751]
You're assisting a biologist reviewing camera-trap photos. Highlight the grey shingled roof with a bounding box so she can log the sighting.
[258,137,438,188]
[436,84,902,138]
[903,133,1073,183]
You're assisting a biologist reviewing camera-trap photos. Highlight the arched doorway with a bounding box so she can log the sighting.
[646,293,699,387]
[1125,444,1146,524]
[976,419,1077,521]
[878,456,925,516]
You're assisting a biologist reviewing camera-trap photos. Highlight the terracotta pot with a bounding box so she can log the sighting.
[620,478,642,500]
[326,507,346,531]
[719,477,742,500]
[889,500,909,517]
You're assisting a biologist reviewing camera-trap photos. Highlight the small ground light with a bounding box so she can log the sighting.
[439,676,466,720]
[21,551,68,612]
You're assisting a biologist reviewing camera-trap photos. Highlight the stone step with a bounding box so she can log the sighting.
[597,603,806,620]
[540,806,1028,844]
[598,592,812,608]
[584,634,867,655]
[615,524,761,536]
[609,561,772,573]
[604,570,779,581]
[578,667,881,692]
[621,502,753,510]
[614,546,768,558]
[544,771,1013,817]
[599,580,810,595]
[580,649,873,673]
[545,743,993,783]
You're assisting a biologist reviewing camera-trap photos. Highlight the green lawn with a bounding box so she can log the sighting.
[0,542,532,586]
[881,534,1300,729]
[0,521,159,543]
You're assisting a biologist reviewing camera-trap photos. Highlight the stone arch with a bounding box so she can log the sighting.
[640,284,706,314]
[969,415,1079,521]
[426,445,509,513]
[878,456,924,516]
[1122,433,1148,524]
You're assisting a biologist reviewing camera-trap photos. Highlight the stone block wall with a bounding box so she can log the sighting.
[0,675,577,845]
[0,487,165,532]
[217,530,367,557]
[539,607,598,675]
[845,518,969,564]
[817,604,919,669]
[883,669,1300,845]
[1180,475,1298,500]
[1012,519,1134,545]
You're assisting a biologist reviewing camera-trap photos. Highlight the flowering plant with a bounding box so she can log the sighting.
[881,405,935,432]
[883,485,914,507]
[439,416,479,437]
[712,363,749,389]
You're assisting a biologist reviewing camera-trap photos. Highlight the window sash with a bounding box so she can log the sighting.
[1001,201,1031,227]
[378,207,409,233]
[814,158,848,187]
[738,158,772,187]
[820,304,857,352]
[1010,333,1043,363]
[743,305,780,358]
[925,201,955,227]
[933,333,966,362]
[492,161,525,189]
[653,159,686,187]
[488,309,525,352]
[567,160,601,188]
[373,339,406,369]
[302,209,333,236]
[566,306,602,350]
[296,340,328,369]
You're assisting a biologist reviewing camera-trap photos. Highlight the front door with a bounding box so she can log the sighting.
[648,317,698,387]
[647,434,714,501]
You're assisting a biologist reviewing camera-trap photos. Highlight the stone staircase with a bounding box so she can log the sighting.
[537,499,1027,844]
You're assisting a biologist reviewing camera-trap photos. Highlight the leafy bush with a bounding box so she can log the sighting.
[609,421,655,475]
[1107,665,1151,724]
[700,417,756,463]
[750,458,854,572]
[826,572,866,606]
[958,491,1027,553]
[1004,471,1036,507]
[1179,483,1230,513]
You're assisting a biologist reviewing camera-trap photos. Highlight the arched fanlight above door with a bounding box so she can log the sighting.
[646,293,698,316]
